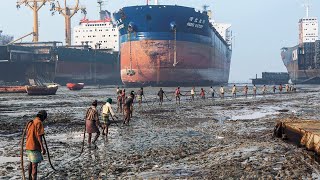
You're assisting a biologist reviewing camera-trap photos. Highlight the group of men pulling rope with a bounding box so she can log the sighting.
[22,84,297,179]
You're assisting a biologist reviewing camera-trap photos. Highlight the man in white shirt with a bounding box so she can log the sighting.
[101,98,118,136]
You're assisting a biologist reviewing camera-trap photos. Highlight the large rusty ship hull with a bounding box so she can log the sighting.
[281,41,320,84]
[114,5,232,86]
[120,40,230,86]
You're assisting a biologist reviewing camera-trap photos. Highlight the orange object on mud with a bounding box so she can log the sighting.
[274,118,320,155]
[0,86,27,93]
[66,83,84,90]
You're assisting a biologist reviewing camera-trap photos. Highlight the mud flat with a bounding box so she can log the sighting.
[1,85,320,179]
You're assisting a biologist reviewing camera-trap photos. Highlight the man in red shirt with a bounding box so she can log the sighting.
[25,110,47,180]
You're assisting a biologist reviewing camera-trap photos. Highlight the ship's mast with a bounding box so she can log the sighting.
[304,0,310,17]
[51,0,86,46]
[16,0,54,42]
[154,0,159,5]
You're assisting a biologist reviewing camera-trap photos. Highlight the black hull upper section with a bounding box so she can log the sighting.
[0,43,121,85]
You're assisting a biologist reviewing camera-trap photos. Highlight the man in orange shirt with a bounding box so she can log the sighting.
[25,110,47,180]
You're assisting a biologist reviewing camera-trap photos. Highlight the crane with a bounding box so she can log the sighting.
[51,0,86,46]
[16,0,55,42]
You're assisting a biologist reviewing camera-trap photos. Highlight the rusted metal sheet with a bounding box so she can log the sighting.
[120,40,230,86]
[275,119,320,155]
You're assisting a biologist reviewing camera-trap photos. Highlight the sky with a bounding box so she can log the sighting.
[0,0,319,83]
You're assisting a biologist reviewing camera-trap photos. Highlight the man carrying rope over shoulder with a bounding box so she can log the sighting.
[25,110,47,180]
[85,100,101,149]
[101,98,118,137]
[175,87,182,105]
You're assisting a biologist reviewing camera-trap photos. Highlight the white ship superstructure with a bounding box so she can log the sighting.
[299,17,318,43]
[73,18,119,51]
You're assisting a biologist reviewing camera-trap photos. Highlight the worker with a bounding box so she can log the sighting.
[123,92,134,125]
[285,84,289,92]
[130,90,135,118]
[101,98,117,137]
[232,84,237,98]
[272,85,276,94]
[116,90,123,113]
[243,85,248,98]
[279,84,283,94]
[137,87,144,106]
[262,85,267,96]
[121,89,126,114]
[175,87,182,104]
[116,87,120,95]
[200,88,206,100]
[158,88,165,105]
[190,87,196,101]
[253,84,257,98]
[209,86,215,99]
[220,86,225,99]
[25,110,47,180]
[85,100,101,149]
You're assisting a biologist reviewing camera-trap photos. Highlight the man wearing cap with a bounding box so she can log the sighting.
[85,100,101,148]
[101,98,117,137]
[25,110,47,180]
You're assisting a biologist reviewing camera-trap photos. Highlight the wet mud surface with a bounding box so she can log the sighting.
[1,85,320,179]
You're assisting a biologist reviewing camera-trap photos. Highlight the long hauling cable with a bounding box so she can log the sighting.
[20,121,32,180]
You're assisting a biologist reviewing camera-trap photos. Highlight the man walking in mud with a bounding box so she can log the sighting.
[25,110,47,180]
[175,87,182,104]
[243,85,249,98]
[220,86,225,99]
[101,98,118,137]
[158,88,165,105]
[117,90,123,113]
[200,88,206,100]
[123,92,134,125]
[85,100,101,148]
[232,84,237,98]
[253,84,257,98]
[279,84,283,94]
[137,87,144,107]
[210,86,215,100]
[190,87,196,101]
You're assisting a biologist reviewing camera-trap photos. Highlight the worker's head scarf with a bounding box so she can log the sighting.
[106,98,112,104]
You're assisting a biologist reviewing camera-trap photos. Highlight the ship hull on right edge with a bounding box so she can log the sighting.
[281,41,320,84]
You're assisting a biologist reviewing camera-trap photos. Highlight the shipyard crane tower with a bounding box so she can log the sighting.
[51,0,86,46]
[16,0,55,42]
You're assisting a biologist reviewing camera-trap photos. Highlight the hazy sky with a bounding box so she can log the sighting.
[0,0,319,83]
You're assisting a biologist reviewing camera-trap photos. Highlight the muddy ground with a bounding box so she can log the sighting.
[1,85,320,179]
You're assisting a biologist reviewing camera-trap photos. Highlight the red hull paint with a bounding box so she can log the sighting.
[66,83,85,90]
[120,40,231,85]
[0,86,26,93]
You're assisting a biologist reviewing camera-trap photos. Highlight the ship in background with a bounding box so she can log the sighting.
[281,4,320,84]
[0,0,120,85]
[113,1,232,86]
[54,4,120,84]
